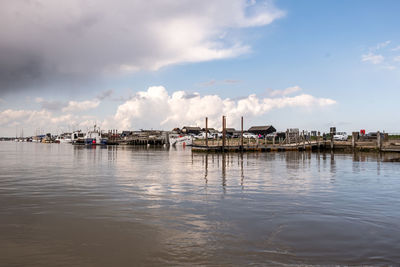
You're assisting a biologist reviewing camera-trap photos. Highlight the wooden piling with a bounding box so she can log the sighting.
[222,116,226,151]
[286,129,289,144]
[241,116,244,150]
[352,132,357,150]
[205,117,208,148]
[377,131,381,151]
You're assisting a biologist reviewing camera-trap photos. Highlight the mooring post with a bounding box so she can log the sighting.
[222,115,226,151]
[224,116,227,150]
[205,117,208,148]
[286,129,289,144]
[241,116,244,151]
[330,133,334,151]
[317,131,321,148]
[377,131,381,151]
[302,130,306,150]
[352,132,357,150]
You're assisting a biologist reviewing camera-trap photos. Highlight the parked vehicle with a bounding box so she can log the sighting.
[333,132,348,141]
[195,132,214,139]
[243,132,258,139]
[214,132,223,138]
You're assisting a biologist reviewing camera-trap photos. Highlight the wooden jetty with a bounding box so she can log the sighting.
[118,130,169,146]
[192,116,400,153]
[192,138,324,152]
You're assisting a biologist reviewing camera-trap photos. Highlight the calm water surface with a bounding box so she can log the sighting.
[0,142,399,266]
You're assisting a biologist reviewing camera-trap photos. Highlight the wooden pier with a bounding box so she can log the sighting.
[192,139,400,153]
[192,139,324,152]
[192,116,400,153]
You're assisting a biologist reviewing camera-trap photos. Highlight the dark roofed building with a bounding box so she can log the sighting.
[171,128,182,134]
[248,125,276,136]
[225,128,236,134]
[202,127,218,133]
[181,126,202,134]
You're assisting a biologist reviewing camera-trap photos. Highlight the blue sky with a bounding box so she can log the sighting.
[1,0,400,136]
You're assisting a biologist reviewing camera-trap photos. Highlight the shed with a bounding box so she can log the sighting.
[181,126,202,134]
[202,127,218,133]
[248,125,276,136]
[225,128,236,134]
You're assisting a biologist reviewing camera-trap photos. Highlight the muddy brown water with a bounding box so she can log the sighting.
[0,142,399,266]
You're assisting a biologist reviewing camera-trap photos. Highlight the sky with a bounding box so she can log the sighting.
[1,0,400,137]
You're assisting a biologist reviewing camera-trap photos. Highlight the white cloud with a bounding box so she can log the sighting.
[375,40,391,50]
[107,86,336,130]
[392,46,400,52]
[0,0,285,82]
[0,108,97,135]
[361,53,384,64]
[269,85,301,97]
[394,56,400,62]
[0,85,336,135]
[62,100,100,113]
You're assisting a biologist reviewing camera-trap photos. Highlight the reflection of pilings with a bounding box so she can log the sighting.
[240,153,244,189]
[204,154,208,184]
[222,153,226,193]
[330,150,335,176]
[107,145,117,161]
[353,152,358,161]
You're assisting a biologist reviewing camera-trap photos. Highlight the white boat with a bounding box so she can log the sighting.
[84,125,108,145]
[56,134,72,144]
[169,134,193,146]
[71,131,85,144]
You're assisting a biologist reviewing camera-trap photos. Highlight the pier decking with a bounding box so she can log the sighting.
[191,139,400,153]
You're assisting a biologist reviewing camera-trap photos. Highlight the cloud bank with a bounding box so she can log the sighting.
[1,85,336,136]
[0,0,284,94]
[107,86,336,130]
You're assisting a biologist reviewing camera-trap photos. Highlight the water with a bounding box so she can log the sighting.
[1,142,399,266]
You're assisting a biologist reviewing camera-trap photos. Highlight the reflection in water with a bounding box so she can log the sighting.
[1,142,400,266]
[221,153,226,193]
[202,153,246,193]
[240,153,244,190]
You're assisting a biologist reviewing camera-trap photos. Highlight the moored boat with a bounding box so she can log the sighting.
[84,125,108,145]
[169,134,193,146]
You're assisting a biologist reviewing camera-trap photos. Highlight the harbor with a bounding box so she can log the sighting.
[3,116,400,154]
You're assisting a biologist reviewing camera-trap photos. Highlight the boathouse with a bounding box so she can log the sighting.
[248,125,276,136]
[181,126,202,135]
[202,128,218,134]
